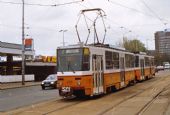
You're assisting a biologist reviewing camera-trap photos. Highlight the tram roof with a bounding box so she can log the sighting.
[57,43,126,51]
[57,43,153,57]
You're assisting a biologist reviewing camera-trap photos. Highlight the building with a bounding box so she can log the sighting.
[155,30,170,57]
[0,40,35,75]
[0,40,57,81]
[147,50,155,56]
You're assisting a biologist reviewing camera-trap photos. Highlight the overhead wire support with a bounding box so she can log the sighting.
[101,12,107,44]
[75,8,107,45]
[83,14,91,45]
[75,14,82,43]
[93,14,100,44]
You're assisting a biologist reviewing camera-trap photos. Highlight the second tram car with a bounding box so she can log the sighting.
[57,43,155,97]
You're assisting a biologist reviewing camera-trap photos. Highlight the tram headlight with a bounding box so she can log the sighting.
[51,81,54,84]
[77,80,81,86]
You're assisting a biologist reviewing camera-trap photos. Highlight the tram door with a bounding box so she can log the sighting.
[140,59,145,80]
[92,55,104,95]
[120,57,125,87]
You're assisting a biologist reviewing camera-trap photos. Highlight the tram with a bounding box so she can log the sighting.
[57,43,155,97]
[134,53,155,81]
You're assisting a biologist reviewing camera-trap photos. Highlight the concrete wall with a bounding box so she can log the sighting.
[0,75,34,83]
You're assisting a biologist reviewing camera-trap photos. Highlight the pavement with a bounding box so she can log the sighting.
[0,81,41,90]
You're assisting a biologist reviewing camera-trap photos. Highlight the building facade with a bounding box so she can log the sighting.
[155,30,170,57]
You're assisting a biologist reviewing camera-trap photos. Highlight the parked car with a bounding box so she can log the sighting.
[41,74,57,90]
[156,65,164,72]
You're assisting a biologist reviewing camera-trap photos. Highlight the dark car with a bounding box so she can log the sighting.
[41,74,57,90]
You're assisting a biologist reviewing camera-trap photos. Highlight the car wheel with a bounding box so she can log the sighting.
[42,86,45,90]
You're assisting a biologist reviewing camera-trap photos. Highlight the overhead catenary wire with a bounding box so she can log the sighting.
[141,0,168,25]
[0,0,84,7]
[76,0,168,35]
[108,0,154,17]
[0,0,164,47]
[108,0,169,23]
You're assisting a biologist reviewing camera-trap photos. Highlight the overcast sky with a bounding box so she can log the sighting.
[0,0,170,56]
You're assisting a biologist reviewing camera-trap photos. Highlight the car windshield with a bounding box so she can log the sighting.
[46,75,56,80]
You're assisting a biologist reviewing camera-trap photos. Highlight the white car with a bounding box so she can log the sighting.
[164,64,170,69]
[156,66,164,72]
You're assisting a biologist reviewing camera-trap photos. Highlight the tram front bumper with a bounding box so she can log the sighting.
[59,86,85,97]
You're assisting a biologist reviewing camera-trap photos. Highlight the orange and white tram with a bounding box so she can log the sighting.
[57,44,155,97]
[134,53,155,81]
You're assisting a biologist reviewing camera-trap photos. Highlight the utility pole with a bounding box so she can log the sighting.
[59,29,67,46]
[22,0,25,85]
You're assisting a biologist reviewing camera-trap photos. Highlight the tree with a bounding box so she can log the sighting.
[122,38,147,52]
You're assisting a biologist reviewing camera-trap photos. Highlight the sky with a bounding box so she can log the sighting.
[0,0,170,56]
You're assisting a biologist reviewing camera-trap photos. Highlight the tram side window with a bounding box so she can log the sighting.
[82,55,90,71]
[125,54,134,68]
[82,48,90,71]
[135,56,139,67]
[125,54,130,68]
[112,52,119,69]
[105,51,113,69]
[145,57,150,67]
[149,58,154,66]
[151,58,154,66]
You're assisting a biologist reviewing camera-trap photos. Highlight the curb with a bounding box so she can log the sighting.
[0,83,41,90]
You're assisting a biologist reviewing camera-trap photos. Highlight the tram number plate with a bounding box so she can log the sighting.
[62,87,71,92]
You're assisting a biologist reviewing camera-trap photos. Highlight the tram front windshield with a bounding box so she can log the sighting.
[57,48,83,72]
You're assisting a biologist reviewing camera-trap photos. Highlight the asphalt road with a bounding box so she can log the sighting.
[0,85,61,112]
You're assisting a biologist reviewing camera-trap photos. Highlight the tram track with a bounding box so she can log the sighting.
[136,84,170,115]
[97,76,170,115]
[43,98,86,115]
[97,81,156,115]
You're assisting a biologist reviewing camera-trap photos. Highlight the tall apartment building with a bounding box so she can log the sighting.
[155,30,170,57]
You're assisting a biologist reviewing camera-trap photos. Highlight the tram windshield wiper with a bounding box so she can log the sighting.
[68,61,75,73]
[58,58,64,74]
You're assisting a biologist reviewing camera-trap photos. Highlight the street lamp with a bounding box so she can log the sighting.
[21,0,25,85]
[120,26,131,39]
[59,29,67,46]
[120,27,132,47]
